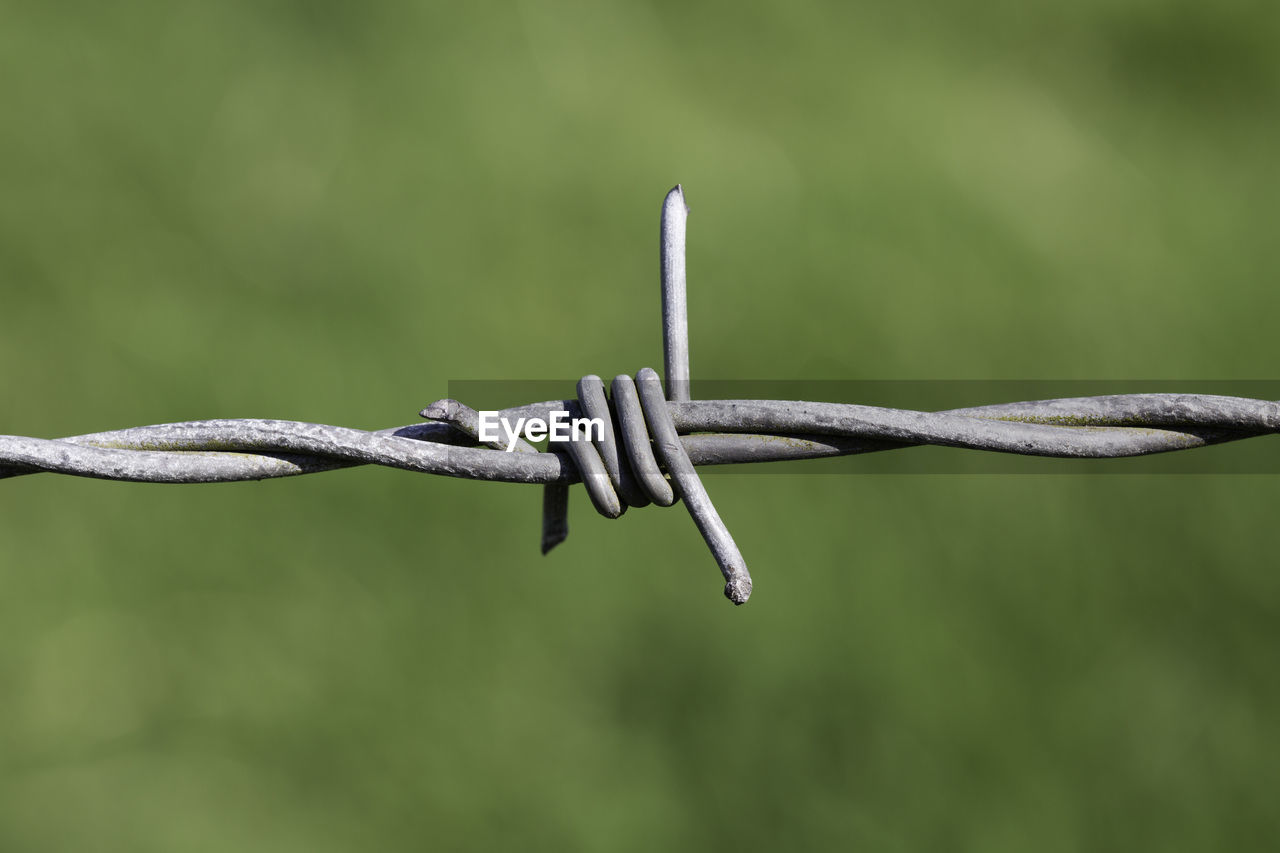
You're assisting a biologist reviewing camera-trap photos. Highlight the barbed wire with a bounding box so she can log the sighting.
[3,187,1276,604]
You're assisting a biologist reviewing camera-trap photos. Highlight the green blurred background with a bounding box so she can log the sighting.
[3,1,1279,849]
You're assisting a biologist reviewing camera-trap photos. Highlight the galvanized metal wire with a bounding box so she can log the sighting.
[4,394,1274,484]
[3,186,1277,604]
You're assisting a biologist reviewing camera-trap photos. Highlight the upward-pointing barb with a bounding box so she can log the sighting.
[661,184,690,404]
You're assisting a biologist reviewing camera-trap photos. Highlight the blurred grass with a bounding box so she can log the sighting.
[3,1,1280,850]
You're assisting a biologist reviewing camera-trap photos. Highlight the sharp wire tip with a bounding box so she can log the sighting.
[726,577,752,606]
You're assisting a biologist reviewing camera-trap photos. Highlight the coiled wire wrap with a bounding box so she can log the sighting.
[436,369,754,605]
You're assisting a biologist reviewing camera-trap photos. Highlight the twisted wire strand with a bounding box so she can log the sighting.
[3,393,1274,484]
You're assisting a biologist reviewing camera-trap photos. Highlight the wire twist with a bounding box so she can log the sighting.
[421,367,753,604]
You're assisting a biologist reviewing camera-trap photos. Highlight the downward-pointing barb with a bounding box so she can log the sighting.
[635,367,753,604]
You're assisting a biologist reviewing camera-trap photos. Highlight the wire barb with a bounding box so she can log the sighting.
[635,368,752,604]
[661,185,690,403]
